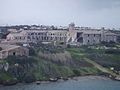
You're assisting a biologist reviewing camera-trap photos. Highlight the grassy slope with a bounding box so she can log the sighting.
[2,44,119,81]
[32,46,102,80]
[0,72,13,81]
[66,46,120,76]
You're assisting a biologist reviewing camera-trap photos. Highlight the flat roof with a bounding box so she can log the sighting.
[0,44,20,51]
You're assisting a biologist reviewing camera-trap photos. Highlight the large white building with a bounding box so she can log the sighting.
[3,23,117,45]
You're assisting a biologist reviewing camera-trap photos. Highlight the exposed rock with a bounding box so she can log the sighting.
[23,74,36,83]
[2,78,18,86]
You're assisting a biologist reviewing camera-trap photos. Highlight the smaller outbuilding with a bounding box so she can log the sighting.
[0,44,29,59]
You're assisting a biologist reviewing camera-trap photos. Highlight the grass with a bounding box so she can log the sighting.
[72,67,101,76]
[66,46,120,75]
[33,58,75,80]
[0,72,14,81]
[19,45,120,80]
[88,54,120,70]
[2,44,120,82]
[32,46,101,80]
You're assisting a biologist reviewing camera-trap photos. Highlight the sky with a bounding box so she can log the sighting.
[0,0,120,28]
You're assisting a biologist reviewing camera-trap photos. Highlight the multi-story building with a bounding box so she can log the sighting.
[6,30,68,44]
[67,23,117,45]
[3,23,117,45]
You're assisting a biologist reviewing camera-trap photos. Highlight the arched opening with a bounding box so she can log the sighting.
[13,52,16,55]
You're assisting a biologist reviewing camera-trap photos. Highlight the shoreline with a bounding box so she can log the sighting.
[0,75,117,86]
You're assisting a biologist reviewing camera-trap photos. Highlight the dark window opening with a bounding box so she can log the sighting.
[31,33,34,35]
[77,33,83,43]
[13,52,16,55]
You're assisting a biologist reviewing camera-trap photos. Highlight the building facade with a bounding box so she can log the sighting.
[4,23,117,45]
[0,44,29,59]
[6,30,68,44]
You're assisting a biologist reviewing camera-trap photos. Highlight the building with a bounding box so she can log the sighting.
[3,23,117,45]
[0,44,29,59]
[67,23,117,45]
[72,30,116,45]
[5,30,68,44]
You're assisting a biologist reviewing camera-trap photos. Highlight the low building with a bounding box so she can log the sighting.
[0,44,29,59]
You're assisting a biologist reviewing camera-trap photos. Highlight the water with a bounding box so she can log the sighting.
[0,76,120,90]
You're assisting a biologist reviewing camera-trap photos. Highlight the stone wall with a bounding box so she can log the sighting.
[0,47,29,59]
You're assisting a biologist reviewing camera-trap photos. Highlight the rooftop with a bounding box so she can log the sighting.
[0,44,20,51]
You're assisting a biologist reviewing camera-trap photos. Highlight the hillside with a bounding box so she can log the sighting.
[1,42,120,85]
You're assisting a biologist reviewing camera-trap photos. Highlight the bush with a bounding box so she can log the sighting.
[73,69,81,76]
[23,73,36,83]
[28,47,36,56]
[101,41,116,47]
[67,44,71,48]
[105,49,120,54]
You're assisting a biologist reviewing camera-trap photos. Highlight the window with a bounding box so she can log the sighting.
[36,36,39,40]
[35,33,37,35]
[88,34,89,37]
[60,37,62,40]
[28,33,30,35]
[32,36,35,39]
[51,37,52,40]
[31,33,34,35]
[13,52,16,55]
[55,37,57,40]
[41,36,43,40]
[20,37,22,40]
[27,36,31,39]
[15,37,17,39]
[44,37,46,40]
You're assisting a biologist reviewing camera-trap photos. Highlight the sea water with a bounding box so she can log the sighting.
[0,76,120,90]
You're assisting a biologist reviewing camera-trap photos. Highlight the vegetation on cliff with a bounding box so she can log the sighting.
[0,42,120,85]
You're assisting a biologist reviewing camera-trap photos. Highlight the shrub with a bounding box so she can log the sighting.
[23,73,36,83]
[101,41,116,47]
[105,49,120,54]
[28,47,36,56]
[73,69,81,76]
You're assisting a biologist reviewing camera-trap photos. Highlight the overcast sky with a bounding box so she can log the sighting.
[0,0,120,28]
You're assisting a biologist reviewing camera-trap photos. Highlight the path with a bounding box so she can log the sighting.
[84,58,119,77]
